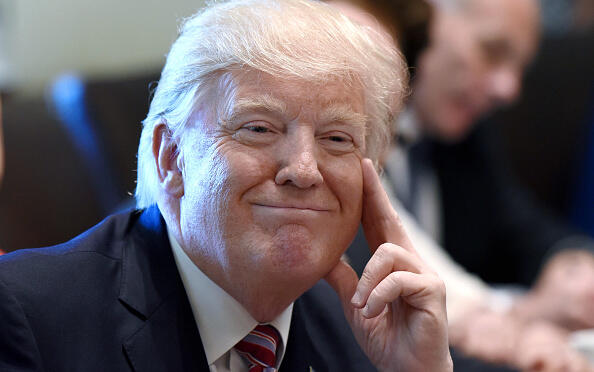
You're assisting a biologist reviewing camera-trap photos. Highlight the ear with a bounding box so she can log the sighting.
[152,123,184,198]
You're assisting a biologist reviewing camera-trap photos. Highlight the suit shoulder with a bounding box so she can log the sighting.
[0,209,140,299]
[0,209,139,264]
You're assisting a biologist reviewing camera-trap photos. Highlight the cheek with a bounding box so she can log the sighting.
[189,139,275,198]
[325,156,363,219]
[181,144,275,255]
[320,158,363,264]
[223,145,276,197]
[181,150,230,241]
[214,145,277,233]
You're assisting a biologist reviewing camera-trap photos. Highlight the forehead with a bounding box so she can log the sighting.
[467,0,539,48]
[225,71,367,118]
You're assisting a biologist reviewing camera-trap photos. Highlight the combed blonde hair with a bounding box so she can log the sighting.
[136,0,408,208]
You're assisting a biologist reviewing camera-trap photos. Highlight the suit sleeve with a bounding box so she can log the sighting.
[0,277,45,372]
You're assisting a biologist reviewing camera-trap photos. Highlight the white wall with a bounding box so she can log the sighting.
[3,0,206,95]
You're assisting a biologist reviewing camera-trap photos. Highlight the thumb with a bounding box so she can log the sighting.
[325,257,359,320]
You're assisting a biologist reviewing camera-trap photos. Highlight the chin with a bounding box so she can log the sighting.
[432,117,475,143]
[264,227,341,278]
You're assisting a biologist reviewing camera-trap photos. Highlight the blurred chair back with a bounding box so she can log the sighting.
[0,72,158,252]
[49,74,122,213]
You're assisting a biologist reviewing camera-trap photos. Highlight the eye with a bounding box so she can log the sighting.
[479,38,511,65]
[319,131,356,154]
[328,135,347,142]
[233,121,278,145]
[244,124,270,133]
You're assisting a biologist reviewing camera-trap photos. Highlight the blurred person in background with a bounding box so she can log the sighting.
[404,0,594,335]
[334,0,594,370]
[0,93,3,190]
[0,91,4,259]
[0,12,6,255]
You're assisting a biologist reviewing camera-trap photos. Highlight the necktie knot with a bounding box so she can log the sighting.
[235,324,281,372]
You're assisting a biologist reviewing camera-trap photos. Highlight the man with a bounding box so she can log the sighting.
[0,1,452,371]
[381,0,594,366]
[397,0,594,329]
[333,0,594,369]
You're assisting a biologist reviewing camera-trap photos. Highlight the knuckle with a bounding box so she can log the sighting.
[433,276,446,294]
[359,268,375,285]
[370,286,383,301]
[431,276,447,300]
[423,273,446,294]
[371,288,390,303]
[375,242,400,259]
[433,276,446,293]
[388,271,403,287]
[374,243,390,258]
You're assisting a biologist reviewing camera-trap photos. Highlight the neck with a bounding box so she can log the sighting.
[204,263,305,323]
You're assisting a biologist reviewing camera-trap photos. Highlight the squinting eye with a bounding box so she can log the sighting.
[244,125,270,133]
[233,121,277,145]
[319,132,356,154]
[480,39,510,65]
[328,135,346,142]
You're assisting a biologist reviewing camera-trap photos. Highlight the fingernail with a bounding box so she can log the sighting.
[362,304,370,317]
[351,291,362,306]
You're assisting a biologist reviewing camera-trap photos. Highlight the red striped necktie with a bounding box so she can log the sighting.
[234,324,281,372]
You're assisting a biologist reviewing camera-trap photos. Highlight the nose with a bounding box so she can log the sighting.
[275,127,323,188]
[488,66,521,105]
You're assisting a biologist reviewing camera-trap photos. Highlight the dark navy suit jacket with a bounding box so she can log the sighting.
[0,206,376,372]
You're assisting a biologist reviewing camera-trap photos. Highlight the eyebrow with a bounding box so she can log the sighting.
[318,103,367,129]
[224,95,288,124]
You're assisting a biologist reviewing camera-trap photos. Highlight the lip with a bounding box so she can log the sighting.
[253,203,331,212]
[251,204,330,224]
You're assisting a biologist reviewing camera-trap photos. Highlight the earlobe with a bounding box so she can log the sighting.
[152,123,184,198]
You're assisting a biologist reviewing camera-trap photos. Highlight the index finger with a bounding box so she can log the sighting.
[361,158,415,254]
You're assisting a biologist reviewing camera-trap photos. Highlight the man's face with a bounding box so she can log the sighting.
[177,71,365,304]
[413,0,540,141]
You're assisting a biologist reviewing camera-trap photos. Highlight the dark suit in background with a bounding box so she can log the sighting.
[421,122,592,286]
[0,206,375,372]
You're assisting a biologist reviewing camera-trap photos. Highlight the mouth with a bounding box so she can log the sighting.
[454,94,490,118]
[253,203,331,212]
[251,203,332,223]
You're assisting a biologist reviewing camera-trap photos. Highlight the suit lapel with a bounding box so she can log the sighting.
[122,285,209,372]
[118,206,209,372]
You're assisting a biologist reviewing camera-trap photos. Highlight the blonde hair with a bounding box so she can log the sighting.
[136,0,408,208]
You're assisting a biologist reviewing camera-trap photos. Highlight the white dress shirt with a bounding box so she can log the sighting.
[387,108,442,243]
[380,175,493,323]
[168,229,293,372]
[385,108,516,320]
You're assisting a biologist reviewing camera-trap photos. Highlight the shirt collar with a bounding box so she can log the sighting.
[167,227,293,367]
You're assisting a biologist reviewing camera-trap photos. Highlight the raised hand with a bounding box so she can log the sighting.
[325,158,452,372]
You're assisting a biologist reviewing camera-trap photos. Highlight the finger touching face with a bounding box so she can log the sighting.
[361,158,414,254]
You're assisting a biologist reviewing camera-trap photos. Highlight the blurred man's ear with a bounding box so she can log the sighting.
[152,123,184,198]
